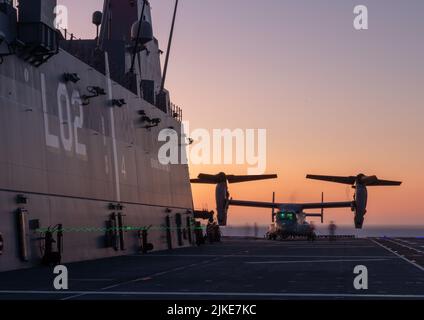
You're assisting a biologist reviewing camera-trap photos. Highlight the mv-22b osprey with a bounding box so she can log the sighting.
[191,173,401,239]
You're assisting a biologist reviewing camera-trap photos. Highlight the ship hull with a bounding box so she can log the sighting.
[0,49,194,272]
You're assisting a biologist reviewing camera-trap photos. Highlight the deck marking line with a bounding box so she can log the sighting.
[371,239,424,272]
[386,239,423,254]
[69,279,115,282]
[245,258,389,264]
[62,257,223,300]
[134,254,396,259]
[1,290,424,299]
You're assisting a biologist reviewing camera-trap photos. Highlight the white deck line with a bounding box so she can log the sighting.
[0,290,423,299]
[135,254,397,259]
[386,239,424,254]
[371,239,424,272]
[245,258,390,264]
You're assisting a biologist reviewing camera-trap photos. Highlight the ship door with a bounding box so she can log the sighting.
[165,216,172,250]
[175,214,183,246]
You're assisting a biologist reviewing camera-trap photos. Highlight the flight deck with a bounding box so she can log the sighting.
[0,237,423,300]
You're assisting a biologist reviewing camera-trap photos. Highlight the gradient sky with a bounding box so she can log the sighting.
[59,0,424,226]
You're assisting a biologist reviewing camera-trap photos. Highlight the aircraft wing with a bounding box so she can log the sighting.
[229,199,279,209]
[190,178,217,184]
[300,201,353,210]
[229,199,353,210]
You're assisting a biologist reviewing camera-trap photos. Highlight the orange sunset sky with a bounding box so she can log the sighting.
[60,0,424,226]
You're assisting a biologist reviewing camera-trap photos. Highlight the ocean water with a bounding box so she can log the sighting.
[221,225,424,238]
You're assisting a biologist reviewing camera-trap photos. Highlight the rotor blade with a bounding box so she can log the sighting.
[359,175,378,185]
[227,174,278,184]
[306,174,356,185]
[366,179,402,186]
[190,178,217,184]
[197,173,220,182]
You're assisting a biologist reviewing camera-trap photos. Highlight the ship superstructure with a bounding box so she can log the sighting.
[0,0,194,272]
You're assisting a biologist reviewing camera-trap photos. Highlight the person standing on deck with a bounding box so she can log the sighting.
[329,221,337,241]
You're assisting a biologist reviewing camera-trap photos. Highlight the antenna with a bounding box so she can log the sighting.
[321,192,324,223]
[98,0,111,48]
[271,192,275,222]
[160,0,179,93]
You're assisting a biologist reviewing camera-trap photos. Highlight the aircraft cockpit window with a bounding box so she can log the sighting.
[278,212,295,221]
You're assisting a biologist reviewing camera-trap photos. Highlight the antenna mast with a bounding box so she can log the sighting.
[160,0,179,93]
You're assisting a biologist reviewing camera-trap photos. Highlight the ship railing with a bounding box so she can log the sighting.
[58,27,82,41]
[168,102,183,122]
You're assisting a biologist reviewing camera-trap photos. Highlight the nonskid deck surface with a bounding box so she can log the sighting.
[0,238,423,300]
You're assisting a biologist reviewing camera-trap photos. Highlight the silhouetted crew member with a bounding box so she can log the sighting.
[329,221,337,241]
[206,217,215,243]
[308,221,316,242]
[41,229,61,266]
[254,223,259,239]
[194,221,205,246]
[212,221,221,242]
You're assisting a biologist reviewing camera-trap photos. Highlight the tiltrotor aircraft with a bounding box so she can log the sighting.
[191,173,402,237]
